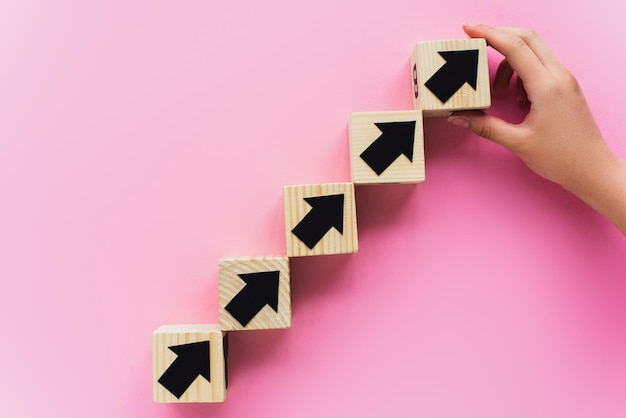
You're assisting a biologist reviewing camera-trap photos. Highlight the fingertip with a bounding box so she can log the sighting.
[462,23,492,34]
[447,115,470,129]
[448,110,522,149]
[462,22,476,35]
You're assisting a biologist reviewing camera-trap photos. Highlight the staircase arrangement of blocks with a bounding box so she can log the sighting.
[152,37,491,403]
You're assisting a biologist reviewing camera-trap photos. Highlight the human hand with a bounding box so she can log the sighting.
[448,24,626,234]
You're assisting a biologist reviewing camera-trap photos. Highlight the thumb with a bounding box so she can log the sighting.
[448,111,524,151]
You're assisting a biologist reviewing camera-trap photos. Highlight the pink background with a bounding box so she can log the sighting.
[1,1,625,417]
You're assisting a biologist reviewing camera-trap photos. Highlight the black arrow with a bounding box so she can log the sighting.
[225,271,280,327]
[291,194,344,249]
[359,121,416,175]
[158,341,210,399]
[424,49,479,103]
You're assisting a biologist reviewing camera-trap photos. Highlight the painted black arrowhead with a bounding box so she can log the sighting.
[424,49,479,103]
[158,341,210,398]
[360,121,416,175]
[291,194,344,249]
[224,271,280,327]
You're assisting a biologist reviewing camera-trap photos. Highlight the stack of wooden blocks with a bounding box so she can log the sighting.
[152,38,491,403]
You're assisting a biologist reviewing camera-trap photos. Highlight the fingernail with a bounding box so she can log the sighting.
[448,116,470,129]
[462,22,476,28]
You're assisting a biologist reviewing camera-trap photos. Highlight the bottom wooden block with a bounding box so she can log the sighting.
[152,324,229,403]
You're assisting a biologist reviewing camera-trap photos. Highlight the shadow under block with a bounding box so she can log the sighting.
[219,256,291,331]
[284,182,358,257]
[153,324,228,403]
[411,38,490,116]
[349,111,425,184]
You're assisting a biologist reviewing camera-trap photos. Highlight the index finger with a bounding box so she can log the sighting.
[499,26,565,72]
[463,23,550,91]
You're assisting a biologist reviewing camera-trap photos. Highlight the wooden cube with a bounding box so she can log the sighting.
[284,183,358,257]
[152,324,228,403]
[219,256,291,331]
[350,111,425,184]
[411,38,490,116]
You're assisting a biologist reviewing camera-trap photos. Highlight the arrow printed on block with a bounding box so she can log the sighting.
[360,121,416,175]
[291,194,344,249]
[424,49,479,103]
[225,271,280,327]
[158,341,210,398]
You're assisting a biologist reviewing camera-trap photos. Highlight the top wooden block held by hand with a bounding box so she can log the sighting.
[411,38,490,117]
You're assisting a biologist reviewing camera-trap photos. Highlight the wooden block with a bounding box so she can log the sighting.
[349,110,425,184]
[219,256,291,331]
[153,324,228,403]
[284,182,358,257]
[410,38,490,116]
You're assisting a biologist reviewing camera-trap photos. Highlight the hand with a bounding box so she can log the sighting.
[448,24,626,235]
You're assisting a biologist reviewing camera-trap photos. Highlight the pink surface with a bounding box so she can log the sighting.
[1,1,625,417]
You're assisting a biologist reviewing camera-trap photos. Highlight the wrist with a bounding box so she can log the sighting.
[565,150,626,234]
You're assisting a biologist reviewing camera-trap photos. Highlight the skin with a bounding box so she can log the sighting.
[448,23,626,235]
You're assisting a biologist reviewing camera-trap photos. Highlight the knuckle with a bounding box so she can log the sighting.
[475,123,493,140]
[552,70,580,94]
[520,28,538,41]
[507,34,527,52]
[560,70,580,89]
[543,71,580,96]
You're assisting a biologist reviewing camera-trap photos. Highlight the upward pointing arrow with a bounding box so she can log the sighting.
[225,271,280,327]
[360,121,416,175]
[158,341,210,399]
[291,194,344,249]
[424,49,479,103]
